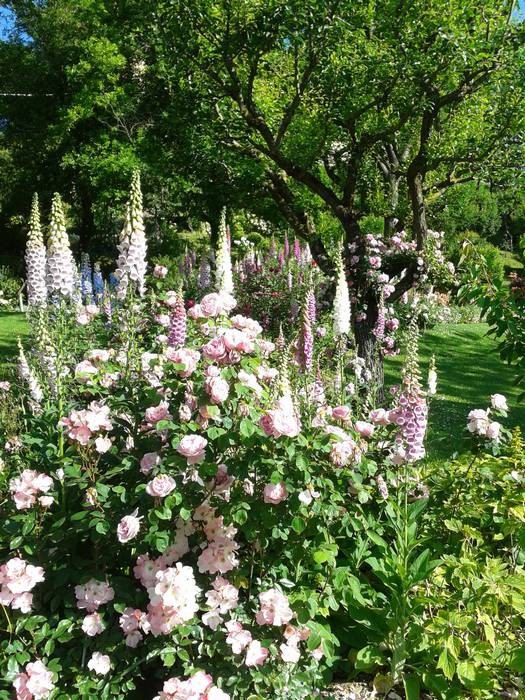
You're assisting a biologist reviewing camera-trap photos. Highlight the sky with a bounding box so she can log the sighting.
[1,1,524,41]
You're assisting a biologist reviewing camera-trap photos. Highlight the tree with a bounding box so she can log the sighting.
[155,0,523,376]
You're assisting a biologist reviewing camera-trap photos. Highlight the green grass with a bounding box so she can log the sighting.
[0,311,28,372]
[385,322,525,464]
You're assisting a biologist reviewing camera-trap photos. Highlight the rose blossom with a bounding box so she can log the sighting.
[332,405,351,421]
[256,588,293,626]
[87,652,111,675]
[146,475,176,498]
[369,408,390,425]
[206,375,229,404]
[145,401,171,425]
[280,642,301,663]
[153,264,168,278]
[117,509,142,543]
[263,482,288,505]
[354,420,375,438]
[245,640,269,667]
[94,436,112,453]
[140,451,161,474]
[177,435,207,465]
[13,660,54,700]
[225,620,252,654]
[490,393,508,412]
[82,612,104,636]
[165,347,200,377]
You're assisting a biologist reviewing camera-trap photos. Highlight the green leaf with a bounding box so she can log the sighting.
[437,648,455,680]
[354,645,385,671]
[403,675,420,700]
[456,660,476,685]
[291,517,306,534]
[239,419,255,438]
[509,645,525,672]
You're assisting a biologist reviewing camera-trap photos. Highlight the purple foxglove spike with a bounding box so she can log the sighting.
[307,289,316,325]
[278,250,285,269]
[293,238,301,263]
[284,233,290,259]
[168,292,187,348]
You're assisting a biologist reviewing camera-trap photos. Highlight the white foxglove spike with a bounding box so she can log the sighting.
[115,171,147,299]
[333,244,351,336]
[46,193,75,299]
[215,208,234,295]
[25,193,47,306]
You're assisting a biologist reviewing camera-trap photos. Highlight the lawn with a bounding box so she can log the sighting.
[0,311,28,372]
[385,322,525,463]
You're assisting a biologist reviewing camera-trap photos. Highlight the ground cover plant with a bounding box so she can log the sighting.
[0,176,524,700]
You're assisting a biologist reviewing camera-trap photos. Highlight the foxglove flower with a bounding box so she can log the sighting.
[80,252,93,304]
[25,193,47,307]
[46,193,76,299]
[215,209,234,295]
[333,246,351,336]
[167,290,186,348]
[389,321,428,462]
[427,355,437,396]
[93,262,104,302]
[293,238,301,263]
[197,258,211,289]
[297,291,313,371]
[17,340,43,410]
[115,171,148,299]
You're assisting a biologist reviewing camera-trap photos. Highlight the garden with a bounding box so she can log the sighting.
[0,2,524,700]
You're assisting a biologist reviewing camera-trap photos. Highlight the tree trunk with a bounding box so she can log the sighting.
[353,290,384,399]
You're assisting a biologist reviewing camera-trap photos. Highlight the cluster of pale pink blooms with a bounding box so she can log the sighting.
[0,557,45,613]
[467,394,508,443]
[58,400,112,448]
[13,660,55,700]
[154,670,229,700]
[9,470,54,510]
[75,579,115,638]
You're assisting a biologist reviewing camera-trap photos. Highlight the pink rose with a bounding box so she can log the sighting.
[256,588,293,626]
[87,652,111,675]
[245,640,269,667]
[165,348,200,377]
[82,612,104,636]
[369,408,390,425]
[153,264,168,278]
[202,337,228,362]
[13,661,55,700]
[177,435,208,465]
[490,394,508,412]
[117,510,142,543]
[140,452,161,474]
[332,405,351,421]
[200,293,223,317]
[94,436,112,453]
[221,329,254,353]
[146,475,176,498]
[206,376,229,404]
[280,642,301,663]
[263,482,288,505]
[188,303,204,319]
[145,402,171,425]
[354,420,374,438]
